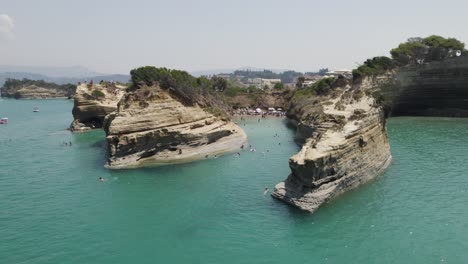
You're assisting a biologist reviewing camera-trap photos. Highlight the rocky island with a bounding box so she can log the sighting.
[103,67,247,169]
[0,78,75,99]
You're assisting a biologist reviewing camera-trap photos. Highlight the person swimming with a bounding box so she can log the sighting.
[263,187,269,195]
[99,177,106,182]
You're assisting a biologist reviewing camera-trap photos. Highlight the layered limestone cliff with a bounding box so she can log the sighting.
[70,82,125,131]
[272,79,392,212]
[389,57,468,117]
[104,85,247,169]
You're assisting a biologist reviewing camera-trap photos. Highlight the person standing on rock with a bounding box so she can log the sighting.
[178,149,182,155]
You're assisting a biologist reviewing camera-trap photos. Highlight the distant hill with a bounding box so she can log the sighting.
[0,72,130,87]
[0,65,130,86]
[0,65,101,78]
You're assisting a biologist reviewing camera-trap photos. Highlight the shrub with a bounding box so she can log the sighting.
[352,56,395,79]
[224,87,246,97]
[292,77,336,100]
[274,82,284,89]
[92,89,105,98]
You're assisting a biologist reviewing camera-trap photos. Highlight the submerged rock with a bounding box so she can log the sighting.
[104,85,247,169]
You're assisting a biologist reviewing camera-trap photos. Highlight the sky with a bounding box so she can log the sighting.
[1,0,468,74]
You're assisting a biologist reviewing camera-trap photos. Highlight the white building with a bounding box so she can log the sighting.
[248,78,282,89]
[326,69,352,78]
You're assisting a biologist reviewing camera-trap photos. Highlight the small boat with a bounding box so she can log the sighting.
[0,117,8,124]
[33,107,39,112]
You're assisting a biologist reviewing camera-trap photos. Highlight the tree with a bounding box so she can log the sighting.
[212,76,228,92]
[296,76,305,89]
[92,89,105,99]
[274,82,284,90]
[390,35,466,65]
[352,56,396,79]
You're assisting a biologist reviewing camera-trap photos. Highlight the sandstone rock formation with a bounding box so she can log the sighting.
[272,78,392,212]
[70,82,125,132]
[104,85,247,169]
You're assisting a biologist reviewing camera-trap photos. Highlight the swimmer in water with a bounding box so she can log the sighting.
[99,177,106,182]
[263,187,269,195]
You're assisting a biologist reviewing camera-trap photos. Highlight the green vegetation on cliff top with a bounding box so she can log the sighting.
[293,77,337,100]
[353,35,468,79]
[129,66,237,118]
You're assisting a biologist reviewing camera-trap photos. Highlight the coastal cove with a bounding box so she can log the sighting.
[1,99,468,263]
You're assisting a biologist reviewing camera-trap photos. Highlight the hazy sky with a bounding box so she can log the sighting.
[1,0,468,74]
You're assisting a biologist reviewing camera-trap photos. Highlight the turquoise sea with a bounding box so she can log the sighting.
[1,99,468,264]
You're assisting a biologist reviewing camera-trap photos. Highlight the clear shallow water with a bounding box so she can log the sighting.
[1,99,467,264]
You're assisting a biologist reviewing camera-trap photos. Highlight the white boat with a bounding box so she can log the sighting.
[33,107,39,112]
[0,117,8,124]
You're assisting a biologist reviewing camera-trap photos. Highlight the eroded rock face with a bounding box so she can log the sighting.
[104,85,247,169]
[272,80,392,212]
[70,83,125,131]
